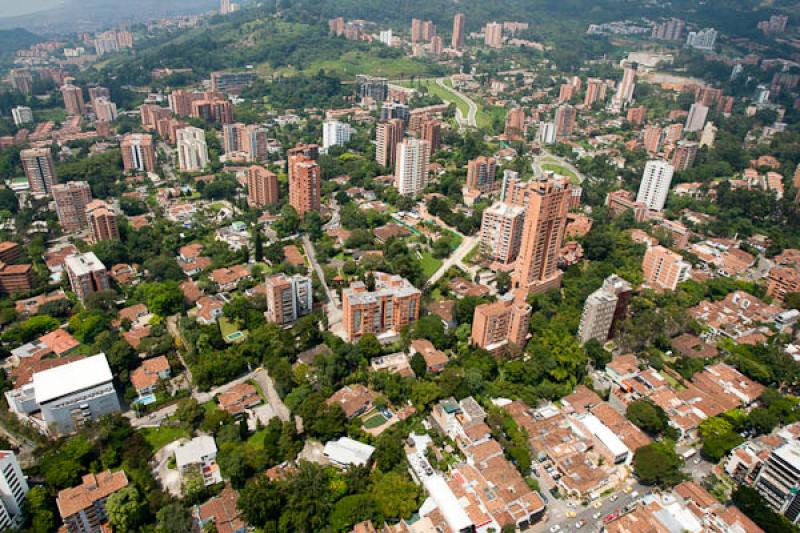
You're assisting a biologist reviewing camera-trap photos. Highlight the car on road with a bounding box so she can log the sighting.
[604,513,619,523]
[549,525,561,532]
[610,494,619,502]
[592,512,602,520]
[566,511,577,518]
[631,491,639,499]
[694,457,702,464]
[575,519,587,529]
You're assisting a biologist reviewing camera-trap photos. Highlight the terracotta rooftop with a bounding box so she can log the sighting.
[197,486,246,533]
[326,384,374,418]
[56,470,128,519]
[38,329,79,356]
[130,355,169,391]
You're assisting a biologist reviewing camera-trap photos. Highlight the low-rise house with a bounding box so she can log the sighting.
[448,277,490,299]
[427,300,456,331]
[56,470,128,533]
[326,384,374,419]
[373,223,411,243]
[130,356,170,401]
[15,289,68,316]
[409,338,448,373]
[369,352,415,377]
[194,486,246,533]
[217,383,261,417]
[689,290,783,342]
[109,263,139,285]
[323,437,375,468]
[175,436,223,487]
[195,296,224,325]
[38,329,80,357]
[118,303,150,327]
[181,279,203,305]
[209,265,250,291]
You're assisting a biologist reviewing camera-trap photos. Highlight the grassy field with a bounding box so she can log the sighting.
[541,163,580,184]
[247,427,268,450]
[307,51,436,79]
[140,426,189,450]
[404,79,471,118]
[420,252,443,280]
[220,317,247,343]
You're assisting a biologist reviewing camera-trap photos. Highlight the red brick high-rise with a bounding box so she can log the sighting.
[61,83,85,116]
[247,166,279,207]
[86,199,120,243]
[21,147,58,194]
[466,156,499,194]
[419,117,441,153]
[289,156,320,218]
[512,178,571,294]
[52,181,92,232]
[120,134,156,173]
[375,119,405,168]
[452,13,465,49]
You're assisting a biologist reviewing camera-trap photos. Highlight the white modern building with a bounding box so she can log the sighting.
[539,122,556,145]
[395,138,430,196]
[636,160,674,211]
[176,126,209,172]
[0,451,28,530]
[686,27,718,51]
[322,120,352,152]
[9,354,122,435]
[175,436,222,487]
[609,67,636,113]
[11,106,33,127]
[685,103,709,133]
[323,437,375,468]
[379,29,393,46]
[577,274,632,344]
[754,441,800,523]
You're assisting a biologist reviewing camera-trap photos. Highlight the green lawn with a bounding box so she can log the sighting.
[541,163,580,184]
[420,252,443,280]
[305,51,436,79]
[362,413,388,429]
[202,400,218,416]
[140,426,189,450]
[247,427,268,450]
[220,317,247,343]
[404,79,471,118]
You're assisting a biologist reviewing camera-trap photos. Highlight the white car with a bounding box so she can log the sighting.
[631,491,639,499]
[592,512,602,520]
[610,494,619,502]
[549,525,561,532]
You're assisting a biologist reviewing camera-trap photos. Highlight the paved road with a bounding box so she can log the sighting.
[435,77,478,128]
[427,235,479,286]
[127,368,288,428]
[302,234,342,327]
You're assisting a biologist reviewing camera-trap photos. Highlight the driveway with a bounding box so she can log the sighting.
[152,437,188,497]
[427,235,479,286]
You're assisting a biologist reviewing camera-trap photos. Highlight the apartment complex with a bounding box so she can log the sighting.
[753,441,800,522]
[61,83,85,116]
[451,13,465,49]
[512,178,570,294]
[222,123,268,162]
[0,452,28,530]
[288,155,321,218]
[484,22,503,48]
[471,289,531,354]
[0,263,33,295]
[554,104,576,139]
[636,160,674,211]
[685,102,709,132]
[466,156,499,195]
[577,275,632,344]
[322,120,352,151]
[65,252,110,303]
[264,273,313,327]
[246,166,279,207]
[52,181,92,232]
[672,141,698,171]
[86,200,120,243]
[21,147,58,194]
[395,138,430,196]
[767,249,800,303]
[609,67,636,113]
[642,245,691,291]
[584,78,607,107]
[11,106,33,127]
[210,70,256,94]
[120,133,156,173]
[176,126,209,172]
[342,272,421,342]
[504,107,525,139]
[57,470,128,533]
[375,119,405,168]
[479,201,526,265]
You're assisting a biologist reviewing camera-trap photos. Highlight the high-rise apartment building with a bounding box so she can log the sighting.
[610,67,636,113]
[512,178,570,294]
[375,119,405,168]
[0,451,29,530]
[584,78,607,107]
[87,86,110,109]
[191,97,233,124]
[264,274,313,327]
[554,105,576,139]
[411,18,423,43]
[86,200,120,244]
[422,20,436,41]
[671,141,698,172]
[65,252,110,303]
[642,245,691,291]
[480,201,526,265]
[61,83,85,116]
[52,181,92,232]
[322,120,352,151]
[0,263,33,295]
[643,125,663,154]
[21,147,58,194]
[355,75,388,104]
[11,106,32,127]
[220,0,231,14]
[636,160,674,211]
[168,89,202,117]
[577,275,632,344]
[471,289,531,355]
[452,13,466,49]
[559,83,576,103]
[419,117,441,153]
[651,18,685,40]
[210,71,257,94]
[120,133,156,173]
[686,28,718,51]
[626,106,646,126]
[504,108,526,139]
[57,470,128,533]
[288,156,320,218]
[395,138,430,196]
[93,98,118,122]
[753,441,800,523]
[700,122,717,148]
[342,272,421,342]
[664,123,684,144]
[176,126,209,172]
[247,166,279,207]
[140,104,172,131]
[539,122,556,145]
[466,156,499,194]
[685,103,709,133]
[484,22,504,48]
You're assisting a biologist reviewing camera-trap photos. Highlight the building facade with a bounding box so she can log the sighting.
[636,160,674,211]
[176,126,209,172]
[395,138,431,196]
[120,134,156,173]
[86,200,120,243]
[342,273,421,342]
[642,245,691,291]
[246,166,279,207]
[53,181,92,232]
[471,289,531,354]
[21,147,58,195]
[480,201,526,265]
[64,252,110,303]
[264,274,313,327]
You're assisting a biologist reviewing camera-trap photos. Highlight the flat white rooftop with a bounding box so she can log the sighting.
[33,353,113,404]
[64,252,106,276]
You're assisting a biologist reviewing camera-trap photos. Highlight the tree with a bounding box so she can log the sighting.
[92,239,128,266]
[371,471,419,519]
[699,416,744,461]
[237,477,284,530]
[24,486,56,533]
[411,380,441,411]
[633,441,684,487]
[136,281,184,316]
[254,228,264,262]
[408,314,448,348]
[410,352,427,377]
[496,271,511,294]
[106,486,145,533]
[155,502,193,533]
[329,494,377,532]
[626,400,668,437]
[733,485,799,533]
[175,398,204,430]
[357,334,382,359]
[143,255,185,281]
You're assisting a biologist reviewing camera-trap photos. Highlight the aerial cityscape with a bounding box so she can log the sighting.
[0,0,799,531]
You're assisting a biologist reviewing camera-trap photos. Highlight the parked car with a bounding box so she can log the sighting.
[549,525,561,532]
[575,519,587,529]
